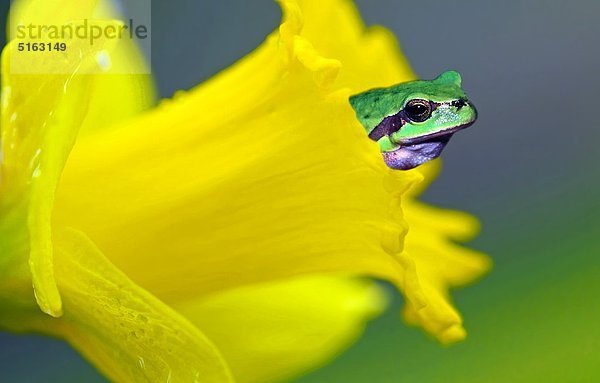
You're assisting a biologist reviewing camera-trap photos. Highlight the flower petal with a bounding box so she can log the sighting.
[277,0,416,90]
[77,1,156,134]
[395,161,492,343]
[0,229,235,382]
[1,0,155,316]
[401,198,491,344]
[51,228,233,382]
[175,275,386,383]
[1,28,119,316]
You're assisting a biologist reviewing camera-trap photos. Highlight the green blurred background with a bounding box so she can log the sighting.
[1,0,599,381]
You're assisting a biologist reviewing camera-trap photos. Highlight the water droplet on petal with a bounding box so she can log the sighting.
[95,50,112,72]
[30,149,42,179]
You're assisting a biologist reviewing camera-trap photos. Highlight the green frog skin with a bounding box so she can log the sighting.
[349,71,477,170]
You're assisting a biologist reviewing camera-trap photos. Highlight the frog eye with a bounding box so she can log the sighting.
[404,99,432,123]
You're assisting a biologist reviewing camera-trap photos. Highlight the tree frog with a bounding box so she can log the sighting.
[349,71,477,170]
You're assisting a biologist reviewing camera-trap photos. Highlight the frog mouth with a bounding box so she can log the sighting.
[382,135,452,170]
[381,121,475,170]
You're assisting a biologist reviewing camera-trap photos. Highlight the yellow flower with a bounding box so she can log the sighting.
[0,0,491,382]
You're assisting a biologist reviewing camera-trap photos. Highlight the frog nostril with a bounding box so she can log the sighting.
[452,99,467,110]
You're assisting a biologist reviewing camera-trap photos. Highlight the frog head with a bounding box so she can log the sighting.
[349,71,477,170]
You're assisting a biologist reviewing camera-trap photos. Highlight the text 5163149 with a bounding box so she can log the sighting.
[17,42,67,52]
